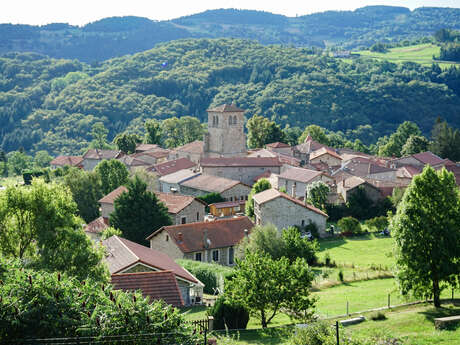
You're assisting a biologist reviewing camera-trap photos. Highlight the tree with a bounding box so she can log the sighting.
[245,178,271,217]
[33,150,52,168]
[378,121,421,157]
[144,119,162,145]
[337,216,363,234]
[113,132,141,154]
[306,181,330,211]
[226,251,315,328]
[6,151,32,175]
[63,168,103,223]
[0,180,108,282]
[401,135,429,156]
[391,166,460,307]
[298,125,329,145]
[282,126,302,146]
[94,159,129,195]
[109,176,172,245]
[281,226,318,265]
[246,115,285,149]
[430,118,460,161]
[0,150,7,177]
[161,116,204,148]
[90,122,110,149]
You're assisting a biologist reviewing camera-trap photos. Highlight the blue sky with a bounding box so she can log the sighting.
[2,0,459,25]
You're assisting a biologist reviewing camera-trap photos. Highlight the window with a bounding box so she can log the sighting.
[229,196,233,201]
[166,235,169,242]
[228,247,234,265]
[245,195,248,201]
[212,249,219,262]
[301,220,305,227]
[196,212,200,221]
[181,216,187,224]
[195,252,202,261]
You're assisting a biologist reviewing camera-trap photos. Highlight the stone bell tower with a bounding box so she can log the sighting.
[203,103,247,158]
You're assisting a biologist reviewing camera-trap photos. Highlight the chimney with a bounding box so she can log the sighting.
[291,182,296,198]
[177,232,183,243]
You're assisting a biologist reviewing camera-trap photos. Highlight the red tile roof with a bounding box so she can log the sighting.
[84,216,109,234]
[252,188,328,217]
[135,144,160,152]
[172,140,204,155]
[99,186,204,214]
[111,271,184,307]
[253,170,272,183]
[148,158,197,176]
[147,217,254,252]
[118,155,151,167]
[82,149,124,160]
[132,150,170,159]
[309,147,342,161]
[103,236,198,283]
[411,151,444,166]
[266,142,290,148]
[200,157,282,168]
[207,104,245,112]
[278,167,323,183]
[180,174,248,193]
[50,156,83,167]
[209,200,246,209]
[396,165,422,179]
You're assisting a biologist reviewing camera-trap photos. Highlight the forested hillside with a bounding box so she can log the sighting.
[1,6,460,62]
[1,38,459,156]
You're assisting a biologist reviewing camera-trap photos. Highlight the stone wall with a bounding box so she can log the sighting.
[149,231,185,260]
[184,246,235,266]
[254,197,327,236]
[278,174,334,199]
[205,110,246,157]
[179,183,251,202]
[310,154,342,167]
[100,202,114,219]
[173,200,206,225]
[82,158,100,171]
[202,166,281,186]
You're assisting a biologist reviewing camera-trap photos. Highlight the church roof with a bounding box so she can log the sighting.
[207,104,245,112]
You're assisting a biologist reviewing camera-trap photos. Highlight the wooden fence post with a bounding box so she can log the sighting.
[208,316,214,331]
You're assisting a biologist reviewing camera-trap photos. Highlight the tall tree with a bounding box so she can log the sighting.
[64,168,103,223]
[94,159,129,195]
[298,125,329,145]
[245,178,271,217]
[109,176,172,245]
[90,122,110,149]
[113,132,141,154]
[401,135,429,156]
[226,251,315,328]
[144,119,162,145]
[246,115,285,149]
[0,180,108,281]
[378,121,421,157]
[161,116,204,148]
[391,166,460,307]
[6,151,32,176]
[0,150,7,177]
[306,181,330,211]
[33,150,53,168]
[430,118,460,161]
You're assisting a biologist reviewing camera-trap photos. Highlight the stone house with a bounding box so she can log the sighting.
[147,217,254,266]
[98,186,206,225]
[265,142,292,156]
[390,151,444,169]
[103,235,203,306]
[277,166,334,199]
[135,144,161,153]
[169,141,204,164]
[49,155,83,169]
[117,155,151,171]
[130,150,170,165]
[159,169,202,193]
[81,149,124,171]
[200,157,282,186]
[252,188,328,236]
[179,174,251,202]
[84,216,109,240]
[338,158,397,181]
[248,149,302,169]
[147,158,197,178]
[336,176,382,203]
[292,135,329,163]
[309,147,342,167]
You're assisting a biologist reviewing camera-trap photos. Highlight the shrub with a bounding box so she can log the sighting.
[208,295,249,330]
[324,252,331,266]
[338,217,362,234]
[370,311,387,321]
[365,216,389,232]
[289,321,336,345]
[177,259,234,295]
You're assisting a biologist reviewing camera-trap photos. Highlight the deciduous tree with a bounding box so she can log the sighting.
[245,178,271,217]
[306,181,330,211]
[144,119,162,145]
[113,132,141,154]
[94,159,129,195]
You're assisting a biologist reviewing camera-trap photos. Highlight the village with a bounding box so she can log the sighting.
[46,103,460,311]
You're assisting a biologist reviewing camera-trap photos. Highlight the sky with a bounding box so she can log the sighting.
[2,0,460,26]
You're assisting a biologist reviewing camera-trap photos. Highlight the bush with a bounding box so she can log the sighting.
[338,217,363,234]
[338,270,344,282]
[365,216,389,232]
[177,259,234,295]
[370,311,387,321]
[289,321,336,345]
[208,295,249,330]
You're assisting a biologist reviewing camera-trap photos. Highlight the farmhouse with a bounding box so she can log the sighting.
[147,217,254,266]
[336,176,382,203]
[309,147,342,167]
[252,188,328,236]
[277,166,333,199]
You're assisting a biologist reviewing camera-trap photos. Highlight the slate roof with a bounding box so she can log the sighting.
[84,216,109,234]
[200,157,282,168]
[207,104,245,112]
[180,174,245,193]
[99,186,203,214]
[278,167,323,183]
[147,217,254,252]
[50,156,83,167]
[82,149,123,160]
[111,271,184,307]
[309,147,342,161]
[103,235,198,283]
[148,158,197,176]
[252,188,328,217]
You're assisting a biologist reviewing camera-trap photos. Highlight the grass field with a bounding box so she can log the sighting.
[0,175,23,187]
[353,43,459,68]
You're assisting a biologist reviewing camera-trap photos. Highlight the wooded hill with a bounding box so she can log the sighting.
[1,38,460,156]
[1,6,460,62]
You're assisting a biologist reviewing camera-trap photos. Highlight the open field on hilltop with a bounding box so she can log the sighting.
[354,43,460,68]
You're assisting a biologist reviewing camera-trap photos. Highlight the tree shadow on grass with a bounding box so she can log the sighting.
[420,302,460,330]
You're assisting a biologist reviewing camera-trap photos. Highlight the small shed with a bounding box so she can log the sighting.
[209,200,246,217]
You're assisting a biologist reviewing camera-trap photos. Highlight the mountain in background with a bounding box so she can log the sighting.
[1,6,460,62]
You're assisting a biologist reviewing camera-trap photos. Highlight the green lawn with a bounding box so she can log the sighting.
[0,175,23,187]
[318,234,395,269]
[354,43,459,68]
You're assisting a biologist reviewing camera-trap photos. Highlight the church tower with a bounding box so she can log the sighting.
[203,103,247,158]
